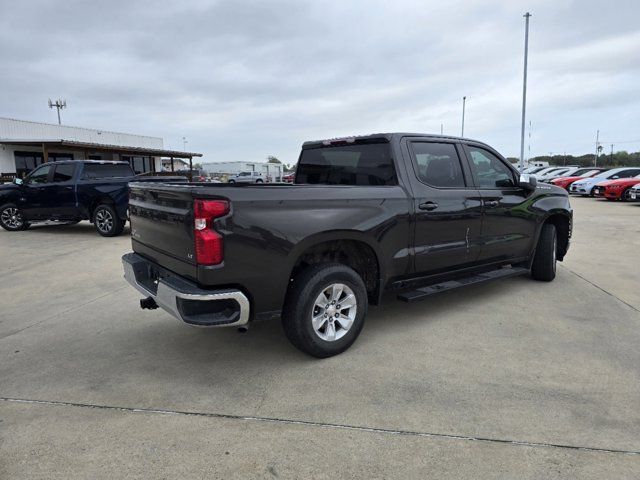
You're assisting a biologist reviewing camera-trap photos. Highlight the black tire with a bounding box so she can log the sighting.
[622,188,633,202]
[228,180,235,184]
[0,204,30,231]
[93,204,125,237]
[531,223,557,282]
[256,179,263,183]
[282,263,368,358]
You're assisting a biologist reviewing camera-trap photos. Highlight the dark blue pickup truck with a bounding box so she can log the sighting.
[0,160,183,236]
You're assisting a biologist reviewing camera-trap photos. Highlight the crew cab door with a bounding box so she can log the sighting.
[402,138,483,274]
[48,163,79,218]
[462,144,537,263]
[19,164,53,220]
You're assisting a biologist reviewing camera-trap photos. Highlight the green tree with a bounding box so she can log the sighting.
[267,156,281,164]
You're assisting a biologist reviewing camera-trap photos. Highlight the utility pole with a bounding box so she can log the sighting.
[594,130,599,166]
[461,96,466,137]
[527,120,532,162]
[440,123,443,135]
[519,12,531,173]
[48,98,67,124]
[610,144,614,162]
[182,136,188,151]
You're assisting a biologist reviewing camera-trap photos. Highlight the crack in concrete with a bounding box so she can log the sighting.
[560,265,640,314]
[0,285,128,341]
[3,396,639,457]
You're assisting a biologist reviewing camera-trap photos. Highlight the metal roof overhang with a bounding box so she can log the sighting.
[0,139,202,158]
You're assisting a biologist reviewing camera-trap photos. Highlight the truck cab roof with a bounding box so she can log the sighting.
[39,160,130,167]
[302,133,493,150]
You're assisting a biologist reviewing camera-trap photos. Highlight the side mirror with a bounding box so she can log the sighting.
[519,174,537,191]
[13,178,23,185]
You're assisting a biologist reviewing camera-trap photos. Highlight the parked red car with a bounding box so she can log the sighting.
[550,169,606,191]
[592,175,640,201]
[283,172,295,183]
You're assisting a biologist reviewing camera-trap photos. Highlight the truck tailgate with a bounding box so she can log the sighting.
[129,183,196,266]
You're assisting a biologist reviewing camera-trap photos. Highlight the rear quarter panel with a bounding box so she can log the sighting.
[194,184,413,314]
[76,180,129,219]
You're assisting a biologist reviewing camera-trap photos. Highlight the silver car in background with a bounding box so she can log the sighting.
[228,171,265,183]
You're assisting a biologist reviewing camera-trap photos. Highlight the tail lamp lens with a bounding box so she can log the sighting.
[193,199,229,265]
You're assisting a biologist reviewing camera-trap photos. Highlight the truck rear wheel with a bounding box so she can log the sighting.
[531,223,557,282]
[0,204,30,231]
[282,263,368,358]
[93,204,126,237]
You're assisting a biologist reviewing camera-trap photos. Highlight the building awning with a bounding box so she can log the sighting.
[0,139,202,158]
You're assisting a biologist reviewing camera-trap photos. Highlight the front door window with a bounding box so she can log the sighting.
[25,165,51,184]
[466,147,516,189]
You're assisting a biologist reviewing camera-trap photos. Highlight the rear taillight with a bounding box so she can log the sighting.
[193,199,229,265]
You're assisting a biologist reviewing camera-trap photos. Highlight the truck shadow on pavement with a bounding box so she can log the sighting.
[26,221,130,237]
[131,275,532,365]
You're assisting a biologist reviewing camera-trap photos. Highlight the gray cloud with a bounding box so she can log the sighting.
[1,0,639,163]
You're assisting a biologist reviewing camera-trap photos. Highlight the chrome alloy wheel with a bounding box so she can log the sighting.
[95,208,114,233]
[311,283,357,342]
[1,207,23,229]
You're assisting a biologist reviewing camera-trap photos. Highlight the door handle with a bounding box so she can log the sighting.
[419,201,439,211]
[484,200,500,208]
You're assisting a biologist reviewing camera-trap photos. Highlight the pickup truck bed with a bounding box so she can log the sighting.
[123,133,572,357]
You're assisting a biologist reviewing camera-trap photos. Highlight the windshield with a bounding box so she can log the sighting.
[572,168,595,176]
[545,169,569,176]
[595,169,620,178]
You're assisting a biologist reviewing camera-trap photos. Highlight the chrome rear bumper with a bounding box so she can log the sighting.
[122,252,249,327]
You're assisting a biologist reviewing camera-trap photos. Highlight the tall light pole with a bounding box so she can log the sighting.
[182,136,188,151]
[519,12,531,173]
[461,96,466,137]
[594,130,599,166]
[48,98,67,125]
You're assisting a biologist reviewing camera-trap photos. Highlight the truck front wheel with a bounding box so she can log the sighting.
[531,223,557,282]
[282,263,368,358]
[93,204,126,237]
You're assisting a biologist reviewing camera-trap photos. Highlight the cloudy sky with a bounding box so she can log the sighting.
[1,0,638,164]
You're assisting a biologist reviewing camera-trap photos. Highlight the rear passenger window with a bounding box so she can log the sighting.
[411,142,466,188]
[296,143,396,186]
[82,163,134,179]
[52,163,76,182]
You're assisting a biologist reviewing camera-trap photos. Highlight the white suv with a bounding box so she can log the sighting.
[228,171,264,183]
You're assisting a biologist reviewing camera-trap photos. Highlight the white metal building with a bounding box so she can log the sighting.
[202,161,283,181]
[0,117,201,180]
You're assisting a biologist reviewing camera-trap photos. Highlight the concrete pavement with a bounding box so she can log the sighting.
[1,197,639,478]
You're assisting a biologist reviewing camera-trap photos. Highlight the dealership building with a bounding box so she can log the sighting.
[0,117,201,181]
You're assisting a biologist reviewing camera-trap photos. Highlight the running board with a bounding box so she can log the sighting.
[397,267,529,303]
